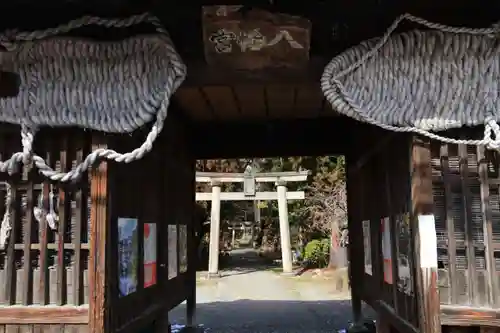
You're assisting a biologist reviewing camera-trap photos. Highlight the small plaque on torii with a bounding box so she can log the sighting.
[243,165,256,196]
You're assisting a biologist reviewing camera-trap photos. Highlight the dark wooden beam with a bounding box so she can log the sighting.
[361,295,418,333]
[182,56,328,87]
[440,305,500,327]
[189,116,363,159]
[0,306,88,324]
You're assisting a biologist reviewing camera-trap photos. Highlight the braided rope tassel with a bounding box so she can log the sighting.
[0,12,186,183]
[0,183,12,250]
[321,13,500,150]
[33,186,59,230]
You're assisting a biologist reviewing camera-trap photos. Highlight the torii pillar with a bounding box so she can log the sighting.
[277,180,293,274]
[208,180,221,278]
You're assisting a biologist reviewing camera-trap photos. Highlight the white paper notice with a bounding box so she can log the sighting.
[168,224,178,279]
[362,220,372,275]
[418,215,438,268]
[381,217,391,260]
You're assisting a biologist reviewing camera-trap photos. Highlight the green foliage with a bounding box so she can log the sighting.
[195,155,346,257]
[303,238,330,268]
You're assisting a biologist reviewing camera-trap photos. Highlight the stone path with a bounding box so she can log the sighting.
[169,249,368,333]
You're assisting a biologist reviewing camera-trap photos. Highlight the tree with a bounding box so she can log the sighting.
[195,155,348,266]
[304,156,347,268]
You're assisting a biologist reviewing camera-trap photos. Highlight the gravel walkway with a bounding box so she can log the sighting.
[169,249,366,333]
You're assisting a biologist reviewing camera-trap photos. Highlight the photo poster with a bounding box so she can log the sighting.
[168,224,178,279]
[396,213,413,295]
[381,217,393,284]
[118,217,139,297]
[179,224,188,274]
[362,220,372,275]
[144,223,157,288]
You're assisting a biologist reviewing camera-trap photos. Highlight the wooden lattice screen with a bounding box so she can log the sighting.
[430,141,500,308]
[0,128,91,306]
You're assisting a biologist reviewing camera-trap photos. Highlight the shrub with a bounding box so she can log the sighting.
[303,238,330,268]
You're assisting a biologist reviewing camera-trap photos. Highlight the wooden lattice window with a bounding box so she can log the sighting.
[0,132,91,306]
[431,141,500,307]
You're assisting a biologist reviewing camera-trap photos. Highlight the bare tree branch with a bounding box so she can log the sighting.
[303,168,347,236]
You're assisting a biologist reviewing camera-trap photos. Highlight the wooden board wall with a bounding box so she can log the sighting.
[106,113,196,333]
[0,126,94,332]
[162,111,197,311]
[349,128,500,329]
[347,129,420,333]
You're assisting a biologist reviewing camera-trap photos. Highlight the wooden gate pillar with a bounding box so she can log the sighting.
[276,180,293,274]
[411,135,441,333]
[345,154,364,324]
[208,180,221,278]
[89,134,110,333]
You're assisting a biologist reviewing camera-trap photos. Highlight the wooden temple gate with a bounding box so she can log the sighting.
[347,130,433,333]
[348,127,500,333]
[0,112,198,333]
[0,1,497,333]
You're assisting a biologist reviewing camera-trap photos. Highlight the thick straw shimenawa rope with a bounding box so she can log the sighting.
[0,13,186,249]
[321,13,500,149]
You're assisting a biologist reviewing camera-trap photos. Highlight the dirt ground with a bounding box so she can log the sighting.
[170,249,373,333]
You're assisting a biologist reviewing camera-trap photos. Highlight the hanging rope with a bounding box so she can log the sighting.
[321,13,500,150]
[0,12,186,247]
[33,186,59,231]
[0,182,59,250]
[0,12,186,182]
[0,183,12,250]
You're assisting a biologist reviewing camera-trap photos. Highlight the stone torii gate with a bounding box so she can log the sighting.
[196,167,309,276]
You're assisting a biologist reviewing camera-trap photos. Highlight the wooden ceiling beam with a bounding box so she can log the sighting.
[189,116,363,159]
[182,56,329,87]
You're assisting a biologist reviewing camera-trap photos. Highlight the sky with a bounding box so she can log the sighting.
[118,217,137,240]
